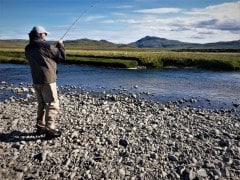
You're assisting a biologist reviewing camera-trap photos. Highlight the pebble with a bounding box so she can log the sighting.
[119,139,128,147]
[119,168,126,176]
[15,172,24,180]
[168,154,178,161]
[40,150,48,163]
[15,165,28,172]
[197,168,208,177]
[0,83,239,179]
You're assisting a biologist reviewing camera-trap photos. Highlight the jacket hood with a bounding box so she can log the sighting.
[29,30,42,42]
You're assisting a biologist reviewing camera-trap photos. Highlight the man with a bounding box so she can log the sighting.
[25,25,65,138]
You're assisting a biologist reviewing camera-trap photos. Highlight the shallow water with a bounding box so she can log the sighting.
[0,63,240,110]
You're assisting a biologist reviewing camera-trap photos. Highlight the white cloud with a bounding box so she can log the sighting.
[103,19,138,24]
[113,1,240,43]
[114,5,133,9]
[187,1,240,20]
[111,12,127,17]
[84,15,106,22]
[185,1,240,30]
[134,8,182,14]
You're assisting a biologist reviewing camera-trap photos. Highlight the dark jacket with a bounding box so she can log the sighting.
[25,31,65,84]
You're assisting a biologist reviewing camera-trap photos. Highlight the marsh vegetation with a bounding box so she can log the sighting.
[0,47,239,70]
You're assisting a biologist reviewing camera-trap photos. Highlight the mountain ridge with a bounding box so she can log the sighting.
[0,36,239,49]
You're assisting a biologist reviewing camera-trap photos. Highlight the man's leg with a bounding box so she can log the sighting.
[42,82,61,137]
[33,84,46,130]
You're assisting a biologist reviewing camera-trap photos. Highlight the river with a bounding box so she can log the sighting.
[0,63,240,110]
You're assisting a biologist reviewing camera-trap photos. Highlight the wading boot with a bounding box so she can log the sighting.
[36,125,46,135]
[45,128,62,139]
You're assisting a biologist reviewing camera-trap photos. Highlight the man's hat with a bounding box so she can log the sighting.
[31,26,49,35]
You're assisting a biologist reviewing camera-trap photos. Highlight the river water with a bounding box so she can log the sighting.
[0,63,240,110]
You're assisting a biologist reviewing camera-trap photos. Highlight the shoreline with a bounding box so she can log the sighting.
[1,81,240,114]
[1,83,240,179]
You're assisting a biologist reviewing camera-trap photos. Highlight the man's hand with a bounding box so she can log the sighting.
[58,39,63,44]
[56,39,64,48]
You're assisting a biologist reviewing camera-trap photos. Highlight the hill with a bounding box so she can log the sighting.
[129,36,198,49]
[63,39,132,49]
[129,36,240,49]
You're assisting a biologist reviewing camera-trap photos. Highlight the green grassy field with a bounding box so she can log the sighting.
[0,48,239,70]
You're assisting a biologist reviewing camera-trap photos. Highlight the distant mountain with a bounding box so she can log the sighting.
[0,36,239,49]
[200,40,240,49]
[129,36,198,48]
[129,36,240,49]
[64,38,121,49]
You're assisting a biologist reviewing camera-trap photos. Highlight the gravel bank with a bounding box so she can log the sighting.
[0,83,240,179]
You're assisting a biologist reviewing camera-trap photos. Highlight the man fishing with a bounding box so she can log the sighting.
[25,26,65,138]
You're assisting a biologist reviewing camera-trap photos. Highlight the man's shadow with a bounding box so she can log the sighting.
[0,130,47,142]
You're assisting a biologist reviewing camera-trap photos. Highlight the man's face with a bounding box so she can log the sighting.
[40,33,47,41]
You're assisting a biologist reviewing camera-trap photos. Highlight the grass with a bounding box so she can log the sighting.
[66,55,138,68]
[0,49,26,64]
[66,49,240,70]
[0,48,239,70]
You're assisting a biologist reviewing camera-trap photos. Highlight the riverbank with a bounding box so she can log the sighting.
[0,83,239,179]
[0,49,240,70]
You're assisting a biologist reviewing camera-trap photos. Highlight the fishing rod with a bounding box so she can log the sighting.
[59,0,104,41]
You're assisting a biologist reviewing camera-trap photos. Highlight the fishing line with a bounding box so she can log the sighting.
[60,0,104,40]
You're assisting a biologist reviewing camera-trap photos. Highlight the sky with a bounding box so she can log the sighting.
[0,0,239,44]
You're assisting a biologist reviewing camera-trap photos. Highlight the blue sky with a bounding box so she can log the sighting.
[0,0,239,43]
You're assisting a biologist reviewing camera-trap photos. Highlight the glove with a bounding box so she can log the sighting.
[58,39,63,44]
